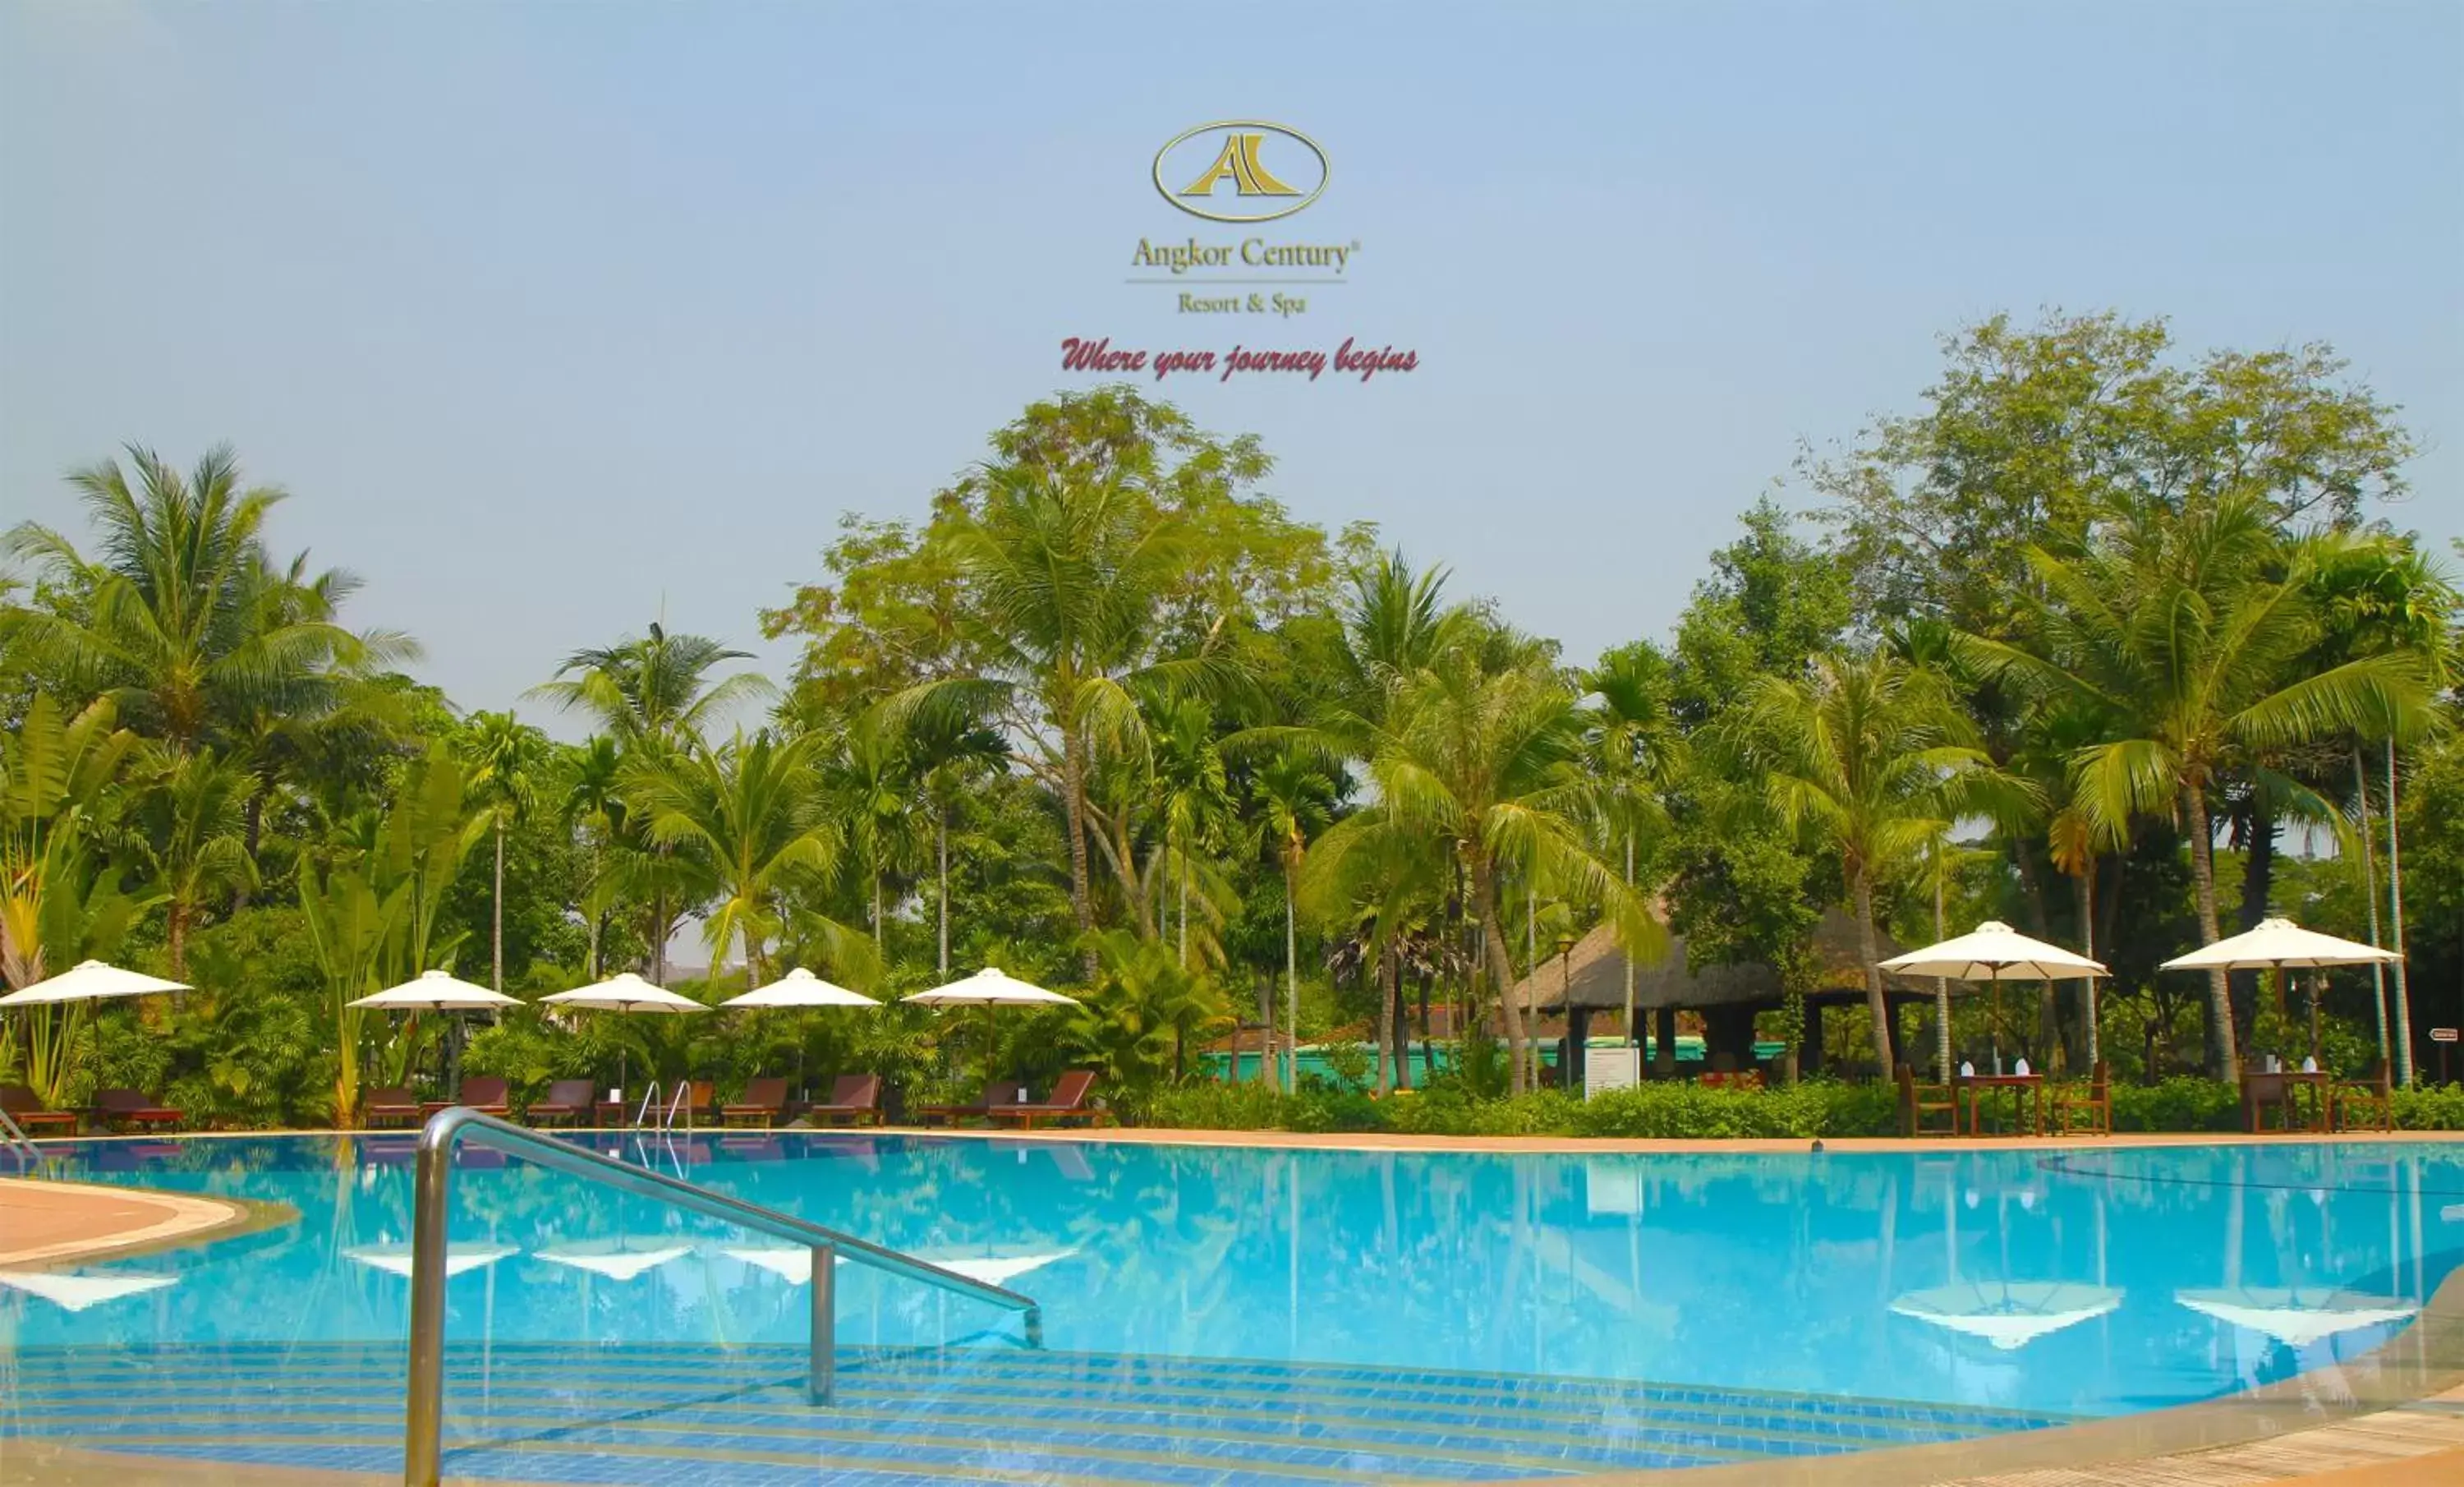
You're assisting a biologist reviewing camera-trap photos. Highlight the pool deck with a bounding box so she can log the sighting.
[7,1130,2463,1487]
[0,1176,251,1269]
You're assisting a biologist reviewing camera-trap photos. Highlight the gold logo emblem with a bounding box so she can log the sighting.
[1153,122,1328,223]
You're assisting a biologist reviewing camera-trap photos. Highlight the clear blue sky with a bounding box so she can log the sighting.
[6,1,2457,736]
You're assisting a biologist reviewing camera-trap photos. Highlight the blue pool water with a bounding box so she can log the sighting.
[4,1134,2462,1482]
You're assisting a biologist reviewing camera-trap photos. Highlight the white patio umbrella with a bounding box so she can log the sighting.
[905,968,1082,1097]
[542,974,708,1096]
[347,969,524,1011]
[1880,923,2107,1076]
[2163,919,2402,1063]
[720,967,880,1010]
[342,1242,517,1279]
[0,1270,178,1311]
[905,967,1082,1008]
[2161,918,2403,973]
[1890,1281,2122,1351]
[535,1239,694,1282]
[0,960,189,1006]
[2176,1287,2419,1349]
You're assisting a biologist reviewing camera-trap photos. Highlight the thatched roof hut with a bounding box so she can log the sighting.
[1509,908,1931,1017]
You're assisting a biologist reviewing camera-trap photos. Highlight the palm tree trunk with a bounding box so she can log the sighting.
[1473,857,1528,1097]
[1060,724,1097,979]
[937,808,949,978]
[491,817,506,992]
[2355,746,2389,1066]
[2080,855,2099,1069]
[1394,966,1414,1091]
[2386,739,2414,1087]
[1933,839,1951,1083]
[1851,866,1894,1072]
[1282,869,1299,1094]
[871,859,883,951]
[1257,972,1274,1086]
[1623,835,1638,1051]
[168,897,190,979]
[2184,780,2237,1077]
[1374,942,1395,1096]
[1178,853,1188,969]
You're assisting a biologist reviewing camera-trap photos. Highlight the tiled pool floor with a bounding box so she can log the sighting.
[0,1341,2072,1484]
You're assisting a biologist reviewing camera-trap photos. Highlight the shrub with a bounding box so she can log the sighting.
[2393,1082,2464,1130]
[2109,1077,2241,1132]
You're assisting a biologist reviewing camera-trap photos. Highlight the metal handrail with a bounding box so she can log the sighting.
[632,1080,662,1128]
[664,1080,690,1130]
[403,1106,1041,1486]
[0,1107,37,1167]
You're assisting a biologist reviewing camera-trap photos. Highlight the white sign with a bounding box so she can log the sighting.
[2430,1028,2458,1043]
[1586,1044,1639,1098]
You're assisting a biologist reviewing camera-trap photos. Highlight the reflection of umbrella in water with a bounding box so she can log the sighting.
[1890,1281,2122,1351]
[0,1270,178,1311]
[2177,1287,2420,1348]
[534,1240,694,1282]
[343,1242,518,1279]
[724,1245,1078,1287]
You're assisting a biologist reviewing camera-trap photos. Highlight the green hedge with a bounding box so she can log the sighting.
[1140,1075,2464,1139]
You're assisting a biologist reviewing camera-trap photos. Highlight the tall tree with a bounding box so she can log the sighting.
[1731,651,2005,1073]
[1960,496,2438,1075]
[457,711,548,992]
[1248,751,1335,1092]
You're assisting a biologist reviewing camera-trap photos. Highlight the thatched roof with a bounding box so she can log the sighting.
[1509,909,1929,1015]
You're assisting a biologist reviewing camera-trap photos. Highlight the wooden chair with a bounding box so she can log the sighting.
[989,1070,1110,1130]
[914,1084,993,1127]
[2333,1061,2395,1134]
[361,1087,422,1130]
[1896,1064,1959,1138]
[678,1080,718,1128]
[2051,1061,2112,1136]
[94,1089,185,1132]
[526,1080,595,1127]
[722,1077,791,1129]
[0,1084,80,1135]
[423,1075,509,1119]
[805,1074,882,1128]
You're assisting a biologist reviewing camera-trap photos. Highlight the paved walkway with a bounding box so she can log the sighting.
[0,1176,246,1268]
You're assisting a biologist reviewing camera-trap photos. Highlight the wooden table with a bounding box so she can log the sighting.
[593,1100,632,1128]
[2249,1069,2333,1132]
[1956,1075,2046,1136]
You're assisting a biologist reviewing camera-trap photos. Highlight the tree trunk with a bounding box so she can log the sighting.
[1374,942,1395,1096]
[1395,967,1415,1090]
[2230,803,2277,1045]
[2386,739,2414,1087]
[1473,857,1529,1096]
[2355,746,2389,1066]
[1282,869,1299,1094]
[2080,855,2100,1070]
[938,808,950,978]
[2185,780,2237,1077]
[1257,973,1273,1086]
[1177,854,1188,969]
[871,860,883,951]
[1623,835,1638,1050]
[491,817,506,992]
[1418,973,1434,1084]
[1933,840,1951,1083]
[168,898,190,979]
[1060,721,1097,981]
[1851,867,1894,1073]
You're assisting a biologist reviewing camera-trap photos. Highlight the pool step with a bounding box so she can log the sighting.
[2,1342,2069,1485]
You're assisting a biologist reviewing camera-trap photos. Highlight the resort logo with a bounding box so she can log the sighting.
[1153,122,1328,223]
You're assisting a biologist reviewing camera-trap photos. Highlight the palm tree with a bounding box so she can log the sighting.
[1959,497,2439,1076]
[1731,651,2005,1075]
[1360,642,1656,1094]
[1,694,137,997]
[624,729,840,989]
[1148,697,1233,966]
[457,711,547,992]
[557,736,627,978]
[921,466,1205,964]
[128,744,258,978]
[531,622,772,748]
[1248,751,1335,1091]
[1580,642,1679,1046]
[821,707,921,953]
[2,444,415,753]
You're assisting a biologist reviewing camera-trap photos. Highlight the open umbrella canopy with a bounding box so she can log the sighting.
[904,967,1081,1008]
[2161,918,2403,972]
[342,1242,519,1278]
[721,967,880,1010]
[0,1269,179,1311]
[534,1240,694,1282]
[347,969,524,1011]
[542,974,709,1015]
[1879,922,2107,983]
[1889,1281,2122,1351]
[2176,1287,2419,1348]
[0,960,190,1006]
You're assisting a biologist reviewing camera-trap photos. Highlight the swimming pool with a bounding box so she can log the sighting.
[5,1134,2461,1484]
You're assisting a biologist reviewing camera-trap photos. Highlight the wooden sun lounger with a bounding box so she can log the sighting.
[988,1071,1110,1130]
